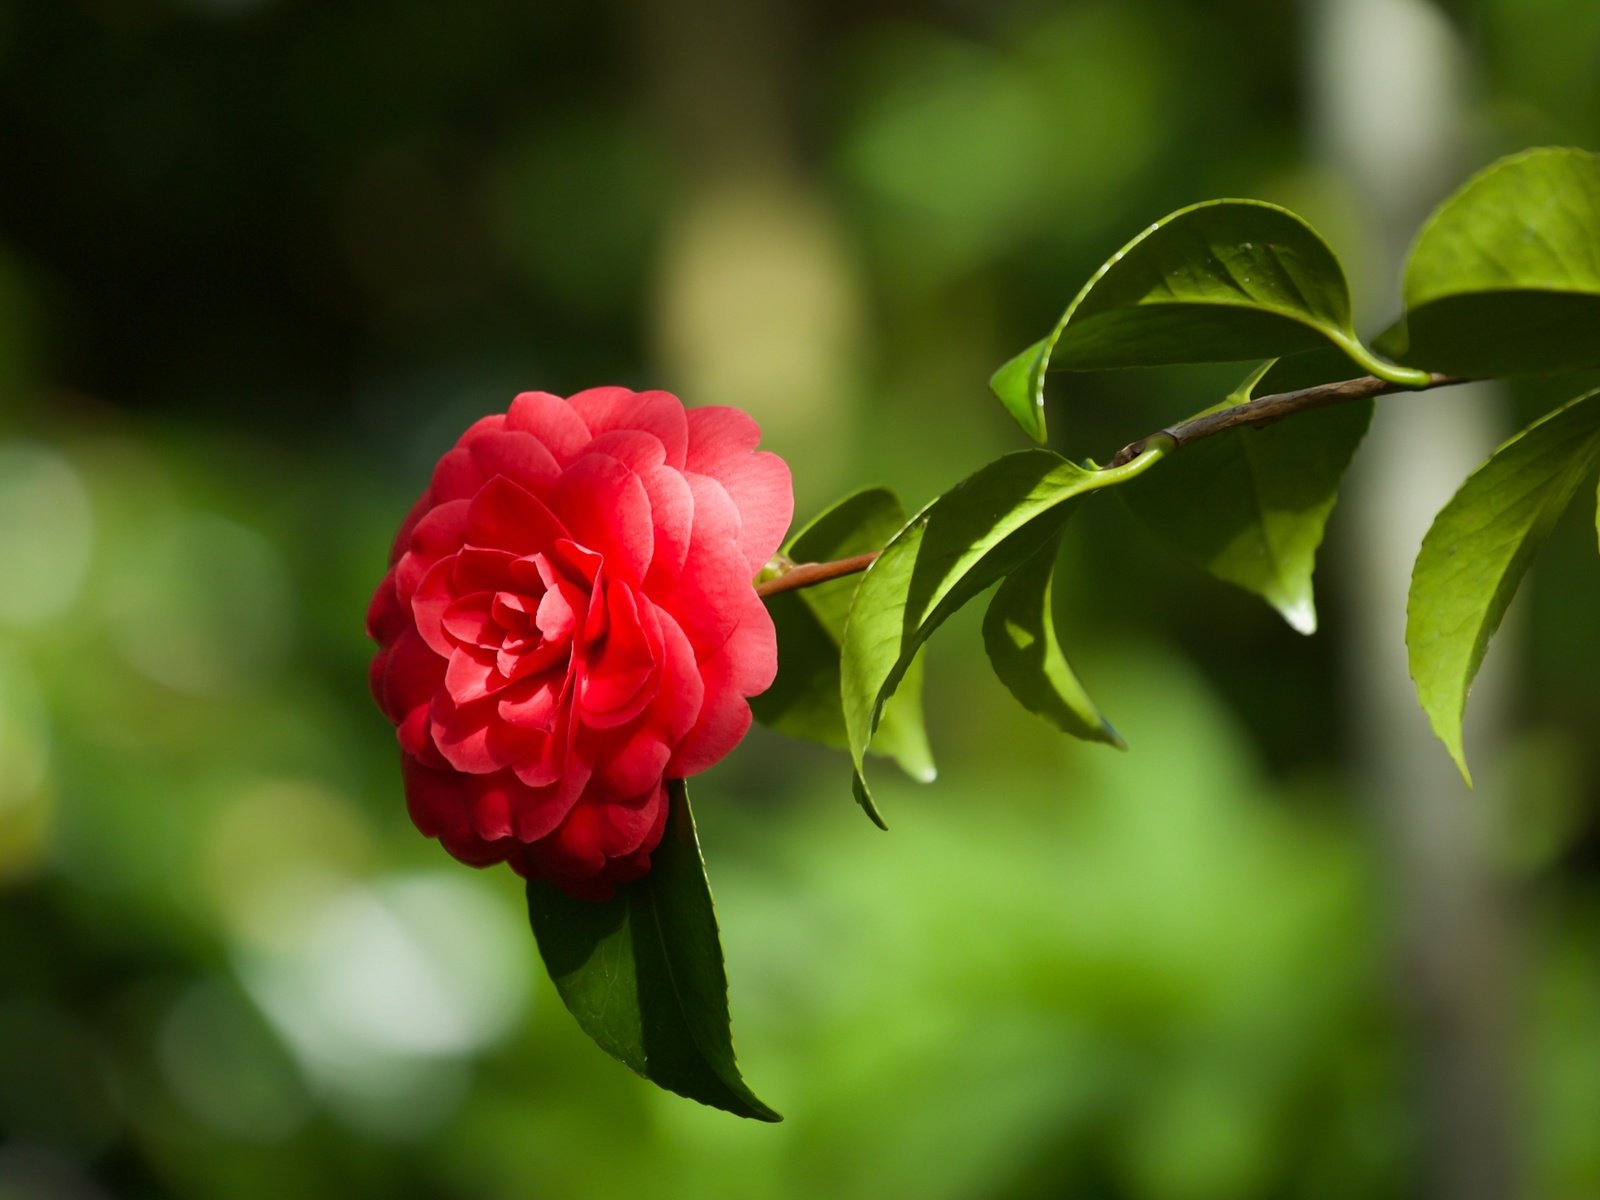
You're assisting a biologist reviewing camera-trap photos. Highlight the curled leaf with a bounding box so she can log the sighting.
[1407,389,1600,784]
[982,533,1123,746]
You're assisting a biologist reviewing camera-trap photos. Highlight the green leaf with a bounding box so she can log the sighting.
[751,590,843,733]
[1407,389,1600,784]
[1246,341,1384,398]
[841,446,1168,821]
[1121,345,1374,633]
[1397,147,1600,376]
[989,200,1424,442]
[526,780,780,1121]
[990,338,1050,442]
[981,534,1123,746]
[751,488,934,781]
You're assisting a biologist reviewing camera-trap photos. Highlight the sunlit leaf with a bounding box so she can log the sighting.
[1396,147,1600,376]
[990,200,1424,442]
[527,781,780,1122]
[841,447,1165,822]
[981,533,1122,746]
[1121,346,1375,633]
[1407,389,1600,784]
[752,488,934,781]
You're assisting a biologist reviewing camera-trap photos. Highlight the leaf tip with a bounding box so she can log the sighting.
[989,341,1049,443]
[1278,595,1318,636]
[851,771,890,830]
[742,1097,784,1123]
[1425,715,1474,788]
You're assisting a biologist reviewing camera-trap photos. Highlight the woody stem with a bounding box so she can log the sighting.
[759,370,1471,601]
[754,552,879,598]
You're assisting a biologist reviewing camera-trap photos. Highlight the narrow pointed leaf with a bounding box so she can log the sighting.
[1407,389,1600,784]
[527,781,780,1121]
[982,534,1123,746]
[990,338,1050,442]
[1396,147,1600,376]
[1122,346,1375,633]
[990,200,1423,442]
[751,488,934,780]
[841,447,1164,819]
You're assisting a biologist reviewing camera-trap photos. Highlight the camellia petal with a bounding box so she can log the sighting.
[369,387,789,896]
[465,475,571,556]
[569,387,689,469]
[394,499,470,600]
[467,430,562,494]
[669,474,752,654]
[639,464,694,589]
[506,390,593,464]
[578,583,662,728]
[553,452,655,588]
[595,725,674,796]
[669,645,758,778]
[686,406,795,574]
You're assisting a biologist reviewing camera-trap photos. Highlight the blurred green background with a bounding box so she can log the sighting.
[2,1,1598,1197]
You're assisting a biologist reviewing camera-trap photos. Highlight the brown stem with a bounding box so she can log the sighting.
[1107,371,1469,468]
[758,370,1471,601]
[755,552,879,598]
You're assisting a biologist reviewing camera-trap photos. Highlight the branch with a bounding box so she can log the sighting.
[1107,370,1468,467]
[758,371,1469,600]
[755,552,879,598]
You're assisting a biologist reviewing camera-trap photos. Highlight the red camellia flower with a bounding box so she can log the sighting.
[367,388,792,898]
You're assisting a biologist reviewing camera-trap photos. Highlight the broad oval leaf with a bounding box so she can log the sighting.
[1397,147,1600,376]
[990,200,1424,442]
[982,533,1123,746]
[1407,389,1600,785]
[1121,345,1376,633]
[751,488,934,780]
[841,446,1166,821]
[527,780,780,1121]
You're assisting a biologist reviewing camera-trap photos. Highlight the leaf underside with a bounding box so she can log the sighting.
[1122,346,1376,633]
[841,449,1114,821]
[989,199,1400,443]
[527,780,780,1121]
[1397,146,1600,376]
[982,533,1123,746]
[1406,388,1600,784]
[751,487,935,782]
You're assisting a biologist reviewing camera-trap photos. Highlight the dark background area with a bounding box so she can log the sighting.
[1,1,1597,1197]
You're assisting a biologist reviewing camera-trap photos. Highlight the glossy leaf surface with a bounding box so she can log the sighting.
[1122,346,1374,633]
[982,534,1123,746]
[990,200,1419,442]
[841,447,1164,820]
[1397,147,1600,376]
[752,488,934,780]
[1407,389,1600,784]
[527,781,780,1121]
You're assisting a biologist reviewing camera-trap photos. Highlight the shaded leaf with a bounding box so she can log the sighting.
[990,341,1049,442]
[1246,341,1386,398]
[1122,345,1375,633]
[841,447,1166,821]
[1397,147,1600,376]
[982,533,1123,746]
[751,488,934,780]
[527,780,780,1121]
[1407,389,1600,784]
[990,200,1424,442]
[752,590,844,736]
